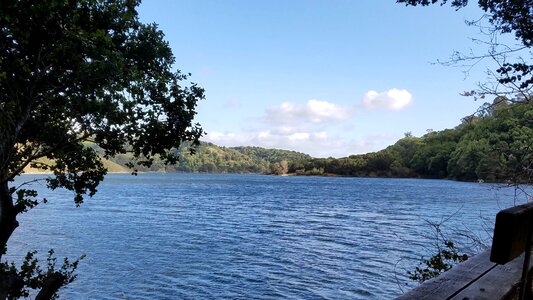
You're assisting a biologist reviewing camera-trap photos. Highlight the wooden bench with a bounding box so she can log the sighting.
[396,202,533,300]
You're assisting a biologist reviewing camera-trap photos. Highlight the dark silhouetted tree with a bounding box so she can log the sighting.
[0,0,203,298]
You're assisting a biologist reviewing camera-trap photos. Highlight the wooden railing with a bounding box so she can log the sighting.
[396,202,533,300]
[396,249,531,299]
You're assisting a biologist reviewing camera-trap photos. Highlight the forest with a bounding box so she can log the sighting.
[102,98,532,183]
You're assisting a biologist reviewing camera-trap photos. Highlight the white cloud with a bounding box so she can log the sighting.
[257,131,270,138]
[265,99,352,125]
[362,88,413,111]
[203,131,245,145]
[287,132,310,141]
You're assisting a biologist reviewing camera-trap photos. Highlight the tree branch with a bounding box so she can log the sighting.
[35,272,66,300]
[5,132,93,183]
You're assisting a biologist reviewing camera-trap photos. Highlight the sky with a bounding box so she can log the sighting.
[138,0,496,158]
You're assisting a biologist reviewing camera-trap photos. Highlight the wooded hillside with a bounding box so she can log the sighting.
[31,99,531,183]
[290,99,532,182]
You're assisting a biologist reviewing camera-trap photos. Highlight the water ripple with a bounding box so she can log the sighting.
[8,174,522,299]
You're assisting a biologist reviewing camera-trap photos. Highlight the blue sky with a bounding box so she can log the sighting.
[138,1,494,157]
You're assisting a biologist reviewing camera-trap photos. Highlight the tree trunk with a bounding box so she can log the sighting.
[0,269,23,300]
[0,181,18,262]
[35,273,66,300]
[0,181,22,299]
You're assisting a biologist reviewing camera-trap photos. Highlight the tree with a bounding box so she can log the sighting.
[0,0,204,298]
[270,160,289,175]
[397,0,532,102]
[398,0,532,282]
[397,0,533,183]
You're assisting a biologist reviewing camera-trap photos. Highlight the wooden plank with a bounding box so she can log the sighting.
[491,202,533,264]
[395,249,496,300]
[451,251,531,300]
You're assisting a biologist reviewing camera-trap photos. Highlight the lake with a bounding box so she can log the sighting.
[7,173,525,299]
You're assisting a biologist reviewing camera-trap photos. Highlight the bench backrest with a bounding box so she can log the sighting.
[491,202,533,264]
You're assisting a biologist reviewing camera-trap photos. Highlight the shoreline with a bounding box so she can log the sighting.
[20,170,529,185]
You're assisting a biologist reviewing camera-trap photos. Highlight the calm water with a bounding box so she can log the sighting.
[7,173,525,299]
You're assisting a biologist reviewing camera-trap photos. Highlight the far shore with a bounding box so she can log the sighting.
[22,170,130,175]
[21,169,526,185]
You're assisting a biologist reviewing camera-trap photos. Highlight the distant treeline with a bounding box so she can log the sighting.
[107,144,311,174]
[107,99,532,183]
[288,99,531,182]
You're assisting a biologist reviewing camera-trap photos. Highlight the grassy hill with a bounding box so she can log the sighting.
[102,142,311,174]
[23,157,130,174]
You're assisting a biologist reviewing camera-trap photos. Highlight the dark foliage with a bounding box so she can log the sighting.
[0,0,203,297]
[408,240,469,283]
